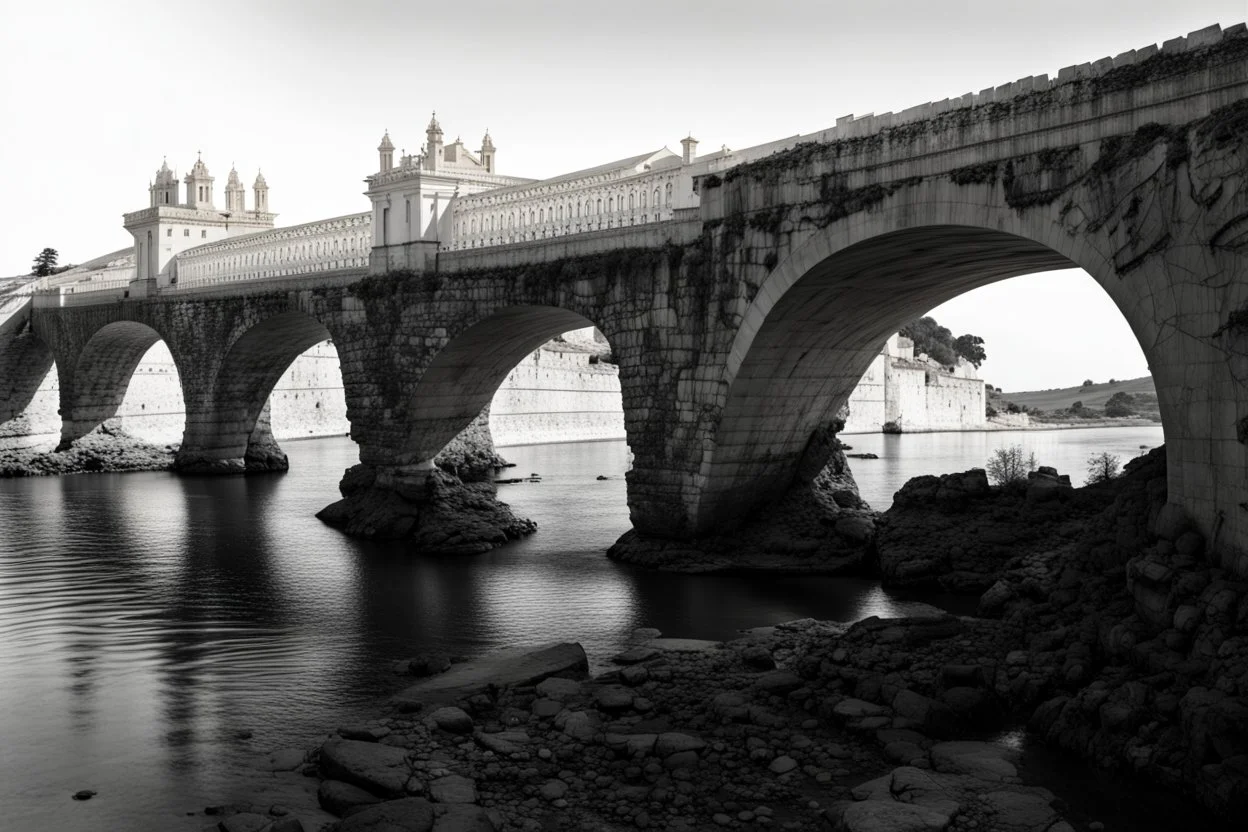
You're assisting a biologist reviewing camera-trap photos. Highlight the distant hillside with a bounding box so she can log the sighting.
[997,376,1155,411]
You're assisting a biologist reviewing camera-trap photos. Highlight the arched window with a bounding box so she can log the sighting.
[608,197,614,213]
[509,212,515,227]
[567,202,572,218]
[653,188,660,207]
[539,208,544,223]
[629,191,635,209]
[665,182,673,205]
[471,218,477,233]
[530,210,535,225]
[596,198,602,214]
[641,190,647,208]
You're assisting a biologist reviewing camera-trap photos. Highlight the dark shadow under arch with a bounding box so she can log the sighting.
[61,321,173,447]
[403,306,599,462]
[698,224,1150,533]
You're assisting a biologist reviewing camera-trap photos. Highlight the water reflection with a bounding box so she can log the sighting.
[0,429,1165,830]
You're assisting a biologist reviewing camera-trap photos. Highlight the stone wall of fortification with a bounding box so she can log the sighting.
[489,349,626,447]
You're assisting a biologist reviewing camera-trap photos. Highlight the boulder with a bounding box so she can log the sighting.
[319,779,382,817]
[320,738,411,798]
[335,798,436,832]
[429,774,477,804]
[835,801,951,832]
[432,805,496,831]
[220,814,270,832]
[428,706,474,735]
[929,741,1017,782]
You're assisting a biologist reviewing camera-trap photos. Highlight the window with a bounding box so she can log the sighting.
[166,228,172,237]
[201,230,207,238]
[665,182,673,205]
[184,229,190,237]
[629,192,635,210]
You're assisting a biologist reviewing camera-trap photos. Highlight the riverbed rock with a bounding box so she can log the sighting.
[431,805,496,832]
[427,706,474,735]
[332,797,435,831]
[320,739,411,798]
[834,800,951,832]
[428,774,477,804]
[394,642,587,710]
[319,779,382,817]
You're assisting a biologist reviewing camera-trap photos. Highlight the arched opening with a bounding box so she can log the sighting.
[114,340,187,448]
[696,223,1169,535]
[0,318,57,452]
[60,321,182,450]
[403,306,618,465]
[178,311,334,472]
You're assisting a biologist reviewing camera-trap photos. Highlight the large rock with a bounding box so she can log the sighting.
[432,805,496,832]
[929,741,1017,782]
[835,801,951,832]
[334,798,435,832]
[319,779,383,817]
[320,738,412,798]
[395,643,587,710]
[429,774,478,804]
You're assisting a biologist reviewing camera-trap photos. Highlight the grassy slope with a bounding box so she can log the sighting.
[996,376,1156,411]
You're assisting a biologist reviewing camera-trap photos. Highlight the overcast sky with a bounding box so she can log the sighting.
[2,0,1241,391]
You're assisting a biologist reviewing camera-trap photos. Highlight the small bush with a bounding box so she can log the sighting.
[986,404,998,418]
[1086,452,1121,484]
[1082,378,1094,387]
[986,444,1037,487]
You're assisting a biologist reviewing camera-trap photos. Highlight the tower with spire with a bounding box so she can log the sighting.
[378,131,394,172]
[253,170,269,213]
[479,130,495,173]
[150,159,179,207]
[224,165,246,213]
[184,153,215,209]
[425,112,444,172]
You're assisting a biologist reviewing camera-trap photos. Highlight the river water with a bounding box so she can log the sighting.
[0,426,1170,830]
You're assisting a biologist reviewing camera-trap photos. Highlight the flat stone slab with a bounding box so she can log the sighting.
[247,748,307,772]
[838,801,951,832]
[930,741,1018,782]
[429,774,478,804]
[318,779,382,817]
[645,638,721,653]
[336,797,436,831]
[612,646,660,664]
[395,643,587,709]
[320,738,411,798]
[432,804,497,831]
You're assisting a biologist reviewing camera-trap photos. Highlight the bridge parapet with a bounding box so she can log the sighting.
[172,212,372,288]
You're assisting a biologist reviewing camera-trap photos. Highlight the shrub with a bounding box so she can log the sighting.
[1082,378,1094,387]
[986,404,998,418]
[1086,451,1121,484]
[1104,391,1136,417]
[986,444,1037,487]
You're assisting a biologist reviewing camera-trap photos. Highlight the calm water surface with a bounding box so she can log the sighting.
[0,426,1165,830]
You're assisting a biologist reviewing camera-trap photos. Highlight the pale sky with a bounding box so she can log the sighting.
[2,0,1241,390]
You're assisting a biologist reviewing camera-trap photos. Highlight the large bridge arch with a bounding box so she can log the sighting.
[400,305,603,464]
[56,320,182,449]
[176,310,335,473]
[685,179,1243,557]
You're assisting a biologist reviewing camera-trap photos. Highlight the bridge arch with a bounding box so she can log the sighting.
[177,310,334,473]
[692,196,1181,536]
[57,320,182,449]
[401,305,604,464]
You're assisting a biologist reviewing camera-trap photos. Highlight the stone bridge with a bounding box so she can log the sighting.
[7,25,1248,570]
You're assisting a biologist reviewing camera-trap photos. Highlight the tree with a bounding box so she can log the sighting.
[900,315,986,369]
[954,334,987,368]
[1071,400,1083,410]
[1082,379,1093,387]
[986,445,1037,487]
[1086,451,1121,484]
[1104,391,1136,417]
[31,248,58,277]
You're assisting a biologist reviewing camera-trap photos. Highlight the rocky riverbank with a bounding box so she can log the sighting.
[196,443,1245,831]
[0,419,176,476]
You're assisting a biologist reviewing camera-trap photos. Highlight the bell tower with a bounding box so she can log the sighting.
[149,158,179,207]
[424,112,443,172]
[224,165,246,213]
[378,130,395,172]
[480,130,495,173]
[184,153,215,209]
[253,171,269,213]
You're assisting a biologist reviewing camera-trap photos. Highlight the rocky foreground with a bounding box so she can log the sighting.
[195,445,1246,831]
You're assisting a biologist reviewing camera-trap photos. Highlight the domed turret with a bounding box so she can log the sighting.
[225,165,246,213]
[480,129,496,173]
[253,170,269,213]
[425,111,444,171]
[150,157,179,206]
[378,130,395,172]
[184,152,215,209]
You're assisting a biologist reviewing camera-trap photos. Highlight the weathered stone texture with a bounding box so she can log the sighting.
[20,31,1248,565]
